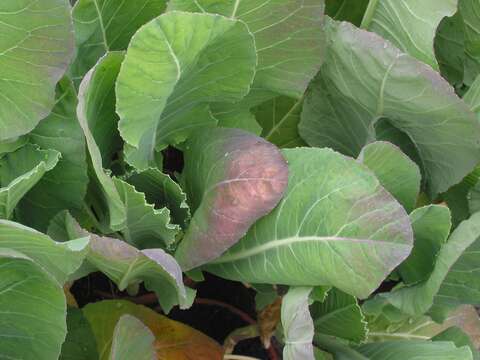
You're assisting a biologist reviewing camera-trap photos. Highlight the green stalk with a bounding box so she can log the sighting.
[360,0,379,29]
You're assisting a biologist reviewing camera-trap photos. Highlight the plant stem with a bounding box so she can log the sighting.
[360,0,379,29]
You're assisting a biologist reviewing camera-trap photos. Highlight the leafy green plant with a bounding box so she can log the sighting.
[1,0,480,359]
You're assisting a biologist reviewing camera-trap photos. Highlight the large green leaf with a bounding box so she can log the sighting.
[311,288,367,343]
[361,0,457,69]
[70,0,167,83]
[358,141,421,212]
[113,177,179,249]
[206,147,413,299]
[176,128,288,270]
[110,315,156,360]
[398,205,452,285]
[77,53,126,231]
[126,168,190,229]
[299,19,480,196]
[282,287,315,360]
[254,96,306,148]
[0,0,75,140]
[168,0,326,98]
[116,11,256,162]
[0,220,89,284]
[0,145,60,219]
[17,78,89,231]
[385,211,480,316]
[460,0,480,85]
[433,327,480,360]
[0,249,68,360]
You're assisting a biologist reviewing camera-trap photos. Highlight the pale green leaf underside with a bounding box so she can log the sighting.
[77,53,126,231]
[0,144,60,219]
[168,0,326,98]
[0,0,74,140]
[299,19,480,196]
[110,315,156,360]
[116,11,256,160]
[206,147,413,299]
[282,287,315,360]
[365,0,457,69]
[0,249,67,360]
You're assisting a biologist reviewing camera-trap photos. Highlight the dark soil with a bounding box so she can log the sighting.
[71,272,277,359]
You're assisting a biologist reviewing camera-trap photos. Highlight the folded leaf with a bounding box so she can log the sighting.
[0,144,60,219]
[17,78,89,231]
[0,249,68,360]
[83,300,223,360]
[168,0,326,98]
[207,147,413,299]
[176,128,288,270]
[358,141,420,212]
[385,211,480,316]
[0,0,74,140]
[362,0,457,69]
[282,287,315,360]
[110,315,156,360]
[114,177,179,249]
[126,168,190,229]
[70,0,167,83]
[311,288,367,343]
[77,53,126,231]
[0,220,89,284]
[299,19,480,196]
[398,205,452,284]
[116,11,256,159]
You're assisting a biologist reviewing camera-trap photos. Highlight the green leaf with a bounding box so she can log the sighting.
[310,288,367,343]
[60,307,99,360]
[464,74,480,115]
[0,136,27,159]
[384,211,480,316]
[0,220,89,284]
[315,335,473,360]
[0,144,60,219]
[113,177,179,249]
[110,315,156,360]
[176,128,289,270]
[116,11,256,160]
[435,12,466,89]
[358,141,421,212]
[126,168,190,229]
[77,53,126,231]
[0,0,75,140]
[168,0,326,98]
[0,249,68,360]
[211,103,262,136]
[282,287,315,360]
[17,78,89,231]
[398,205,452,285]
[326,0,369,26]
[433,327,480,360]
[459,0,480,85]
[362,0,457,69]
[254,96,307,148]
[299,19,480,196]
[206,147,413,299]
[70,0,167,84]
